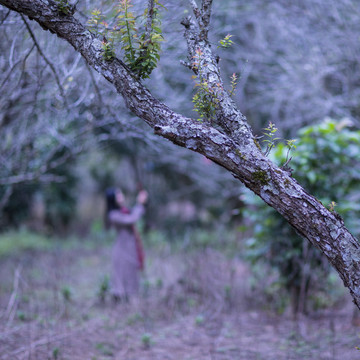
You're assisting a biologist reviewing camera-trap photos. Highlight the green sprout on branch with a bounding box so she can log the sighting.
[56,0,73,15]
[218,34,234,48]
[86,0,166,78]
[283,138,297,166]
[102,40,115,61]
[118,0,137,65]
[192,80,220,122]
[229,73,238,97]
[87,9,105,35]
[191,49,222,122]
[263,122,280,156]
[328,201,337,212]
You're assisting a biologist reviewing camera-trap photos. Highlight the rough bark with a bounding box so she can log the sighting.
[1,0,360,309]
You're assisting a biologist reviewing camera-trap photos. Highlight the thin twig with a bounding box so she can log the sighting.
[0,185,13,211]
[7,318,102,359]
[20,14,67,103]
[0,57,24,91]
[0,9,10,26]
[4,265,22,326]
[180,59,195,71]
[86,63,103,104]
[9,332,73,358]
[0,173,65,186]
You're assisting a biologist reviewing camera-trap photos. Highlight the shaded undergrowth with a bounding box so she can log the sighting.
[0,229,358,359]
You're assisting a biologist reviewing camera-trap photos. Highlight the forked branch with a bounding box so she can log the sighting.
[1,0,360,311]
[20,14,66,103]
[188,0,213,40]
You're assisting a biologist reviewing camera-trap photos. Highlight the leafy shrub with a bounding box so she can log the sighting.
[87,0,165,78]
[244,118,360,313]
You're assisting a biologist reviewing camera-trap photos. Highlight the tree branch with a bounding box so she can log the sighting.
[0,8,10,25]
[0,173,66,186]
[20,13,66,103]
[0,185,13,211]
[200,0,213,39]
[144,0,155,42]
[1,0,360,310]
[188,0,213,40]
[181,13,252,141]
[188,0,201,22]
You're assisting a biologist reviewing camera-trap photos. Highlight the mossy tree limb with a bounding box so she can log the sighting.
[1,0,360,310]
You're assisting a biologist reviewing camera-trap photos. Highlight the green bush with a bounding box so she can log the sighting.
[244,119,360,313]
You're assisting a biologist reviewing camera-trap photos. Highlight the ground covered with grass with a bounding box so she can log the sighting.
[0,231,359,360]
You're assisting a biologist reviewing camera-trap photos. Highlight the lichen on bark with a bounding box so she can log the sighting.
[1,0,360,310]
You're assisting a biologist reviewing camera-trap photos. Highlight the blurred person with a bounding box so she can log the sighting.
[105,187,148,303]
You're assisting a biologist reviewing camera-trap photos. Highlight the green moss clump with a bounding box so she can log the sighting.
[235,149,246,160]
[252,170,269,186]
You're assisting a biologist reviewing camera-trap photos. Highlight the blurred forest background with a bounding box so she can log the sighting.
[1,0,360,359]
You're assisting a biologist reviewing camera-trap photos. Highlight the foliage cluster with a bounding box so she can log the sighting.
[244,119,360,312]
[229,73,238,97]
[261,122,297,161]
[262,122,280,156]
[191,49,221,122]
[87,0,165,78]
[218,34,234,49]
[191,46,238,122]
[192,78,221,123]
[55,0,72,15]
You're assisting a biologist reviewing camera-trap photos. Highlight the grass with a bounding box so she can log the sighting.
[0,221,120,259]
[0,228,52,257]
[0,228,358,359]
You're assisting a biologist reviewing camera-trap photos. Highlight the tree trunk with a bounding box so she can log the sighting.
[1,0,360,309]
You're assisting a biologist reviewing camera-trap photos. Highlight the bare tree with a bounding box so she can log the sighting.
[0,4,227,208]
[1,0,360,310]
[208,0,360,136]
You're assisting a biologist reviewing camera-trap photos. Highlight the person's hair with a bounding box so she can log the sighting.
[104,188,120,229]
